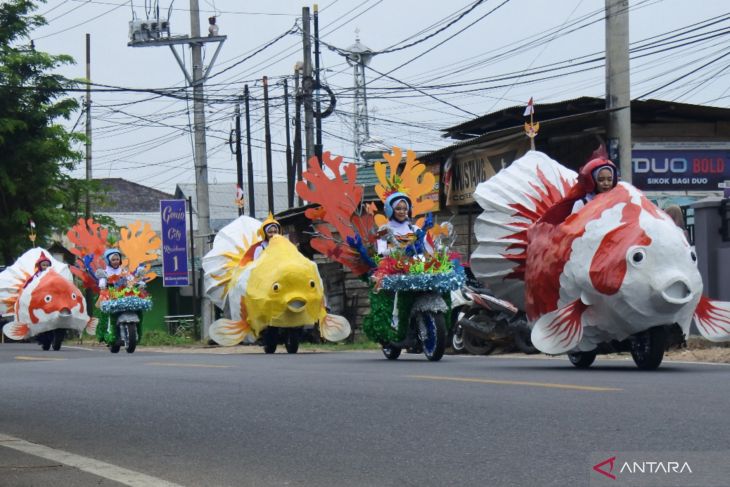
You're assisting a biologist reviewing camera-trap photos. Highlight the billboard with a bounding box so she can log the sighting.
[632,142,730,191]
[160,199,190,287]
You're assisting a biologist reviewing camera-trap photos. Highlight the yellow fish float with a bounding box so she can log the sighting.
[203,215,351,347]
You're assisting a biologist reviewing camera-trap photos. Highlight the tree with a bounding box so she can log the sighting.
[0,0,93,265]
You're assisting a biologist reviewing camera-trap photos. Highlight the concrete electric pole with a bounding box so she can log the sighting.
[301,7,315,164]
[605,0,632,182]
[128,0,227,339]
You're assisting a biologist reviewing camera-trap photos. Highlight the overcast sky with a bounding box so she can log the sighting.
[27,0,730,198]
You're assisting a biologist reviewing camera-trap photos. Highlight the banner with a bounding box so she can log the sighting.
[632,142,730,191]
[445,141,527,206]
[160,199,190,287]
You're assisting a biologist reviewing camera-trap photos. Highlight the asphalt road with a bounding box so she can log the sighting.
[1,343,729,487]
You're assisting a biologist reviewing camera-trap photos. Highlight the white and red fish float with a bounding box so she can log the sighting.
[0,248,96,340]
[471,151,730,355]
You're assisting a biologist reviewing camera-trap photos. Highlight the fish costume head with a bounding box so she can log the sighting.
[203,216,350,347]
[471,151,730,356]
[243,235,326,331]
[1,248,96,340]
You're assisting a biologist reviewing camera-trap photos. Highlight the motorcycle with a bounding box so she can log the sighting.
[259,326,304,354]
[97,268,151,355]
[36,329,66,351]
[453,285,537,356]
[380,289,451,362]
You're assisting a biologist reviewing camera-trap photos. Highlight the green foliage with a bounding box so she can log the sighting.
[0,0,95,264]
[142,330,198,346]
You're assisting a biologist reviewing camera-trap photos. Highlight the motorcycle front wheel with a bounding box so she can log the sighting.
[285,328,301,354]
[52,329,65,351]
[418,311,446,362]
[124,324,137,354]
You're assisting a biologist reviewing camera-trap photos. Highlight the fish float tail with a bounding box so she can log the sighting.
[209,318,253,346]
[693,296,730,342]
[3,322,30,340]
[85,317,98,336]
[319,314,351,342]
[471,151,576,308]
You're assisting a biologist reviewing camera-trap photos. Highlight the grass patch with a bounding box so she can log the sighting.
[299,336,380,351]
[141,330,198,346]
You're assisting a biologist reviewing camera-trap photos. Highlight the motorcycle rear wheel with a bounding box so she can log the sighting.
[568,350,597,368]
[462,327,496,355]
[382,344,402,360]
[263,327,278,354]
[285,328,301,354]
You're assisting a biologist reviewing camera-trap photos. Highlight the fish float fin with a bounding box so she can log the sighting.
[85,318,98,336]
[531,299,587,354]
[3,322,31,340]
[693,296,730,342]
[209,318,252,346]
[319,314,351,342]
[471,151,576,308]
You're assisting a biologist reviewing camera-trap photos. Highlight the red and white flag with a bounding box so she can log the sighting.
[236,184,244,201]
[29,220,36,229]
[523,97,535,117]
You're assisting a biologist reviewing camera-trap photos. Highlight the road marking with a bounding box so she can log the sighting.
[0,433,186,487]
[145,361,232,368]
[14,356,67,362]
[408,375,623,392]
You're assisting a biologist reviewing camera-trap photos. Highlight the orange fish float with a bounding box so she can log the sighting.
[1,248,96,340]
[471,151,730,368]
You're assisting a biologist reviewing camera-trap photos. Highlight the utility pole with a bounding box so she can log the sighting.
[283,78,294,207]
[128,0,226,339]
[244,85,255,218]
[345,31,373,164]
[234,101,243,216]
[85,33,92,219]
[605,0,632,182]
[301,7,315,164]
[188,0,214,337]
[313,4,323,163]
[293,63,303,205]
[263,76,274,214]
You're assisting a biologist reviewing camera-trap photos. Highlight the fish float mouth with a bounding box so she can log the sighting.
[287,298,307,313]
[59,308,72,317]
[661,279,693,305]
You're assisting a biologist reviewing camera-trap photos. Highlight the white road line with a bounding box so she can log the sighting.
[0,433,187,487]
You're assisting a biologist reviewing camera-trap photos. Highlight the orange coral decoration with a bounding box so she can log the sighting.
[373,147,435,228]
[66,218,109,291]
[118,221,161,282]
[296,152,376,276]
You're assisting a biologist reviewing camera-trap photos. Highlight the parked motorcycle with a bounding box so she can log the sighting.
[453,285,537,356]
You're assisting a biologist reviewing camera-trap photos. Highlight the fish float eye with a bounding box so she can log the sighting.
[272,283,280,292]
[71,292,77,300]
[309,280,315,288]
[44,295,52,303]
[690,250,697,262]
[629,248,646,266]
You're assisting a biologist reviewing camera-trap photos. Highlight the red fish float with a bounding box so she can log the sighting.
[471,151,730,365]
[1,248,95,340]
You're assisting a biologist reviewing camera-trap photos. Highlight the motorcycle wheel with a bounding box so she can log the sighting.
[110,326,121,353]
[52,329,65,351]
[513,328,538,354]
[38,332,52,351]
[285,328,301,354]
[125,324,137,354]
[419,311,446,362]
[382,344,401,360]
[568,350,597,369]
[263,327,278,354]
[462,327,496,355]
[451,322,465,353]
[631,326,665,370]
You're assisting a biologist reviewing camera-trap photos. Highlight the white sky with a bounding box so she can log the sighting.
[27,0,730,196]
